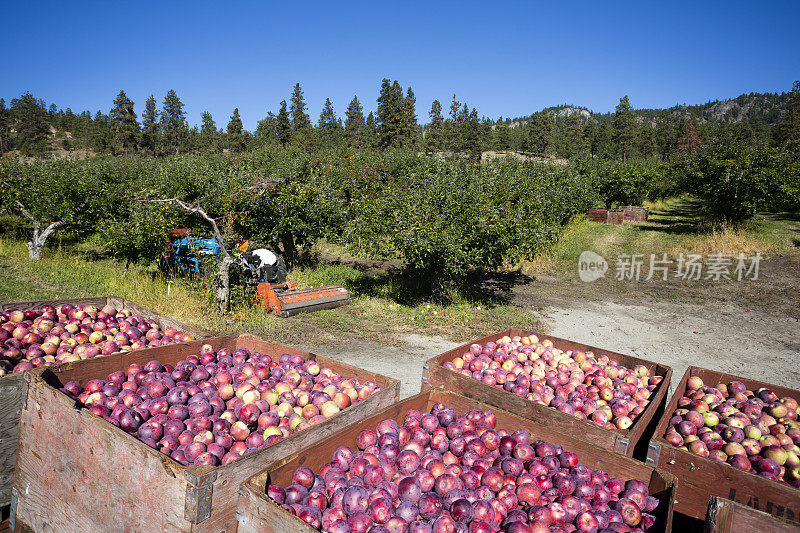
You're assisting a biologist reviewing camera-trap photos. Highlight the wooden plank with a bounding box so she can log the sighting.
[422,328,672,458]
[0,296,211,510]
[237,389,677,533]
[705,497,800,533]
[11,334,399,533]
[0,374,25,507]
[648,366,800,523]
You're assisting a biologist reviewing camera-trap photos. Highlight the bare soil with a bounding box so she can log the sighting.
[305,251,800,398]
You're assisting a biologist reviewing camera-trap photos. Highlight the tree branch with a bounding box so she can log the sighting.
[144,197,230,258]
[39,199,88,242]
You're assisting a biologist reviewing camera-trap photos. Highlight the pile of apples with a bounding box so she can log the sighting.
[0,304,194,376]
[268,403,665,532]
[58,345,382,466]
[663,376,800,488]
[443,335,663,431]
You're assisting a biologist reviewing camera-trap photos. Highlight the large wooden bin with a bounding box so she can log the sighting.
[10,334,400,533]
[647,366,800,525]
[0,296,208,508]
[705,497,800,533]
[237,389,677,533]
[422,328,672,458]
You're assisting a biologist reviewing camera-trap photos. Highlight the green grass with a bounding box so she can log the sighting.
[0,237,542,346]
[522,196,800,278]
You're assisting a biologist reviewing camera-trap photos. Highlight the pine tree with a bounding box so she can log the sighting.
[376,79,405,148]
[464,108,481,161]
[492,117,511,151]
[775,80,800,152]
[583,120,598,158]
[290,83,311,132]
[365,112,377,148]
[109,90,139,155]
[344,96,366,148]
[200,111,217,152]
[446,94,461,153]
[555,112,584,158]
[141,95,159,154]
[160,89,188,155]
[318,98,341,145]
[528,112,554,156]
[425,100,444,154]
[276,100,292,147]
[226,108,245,152]
[612,95,637,161]
[0,98,9,155]
[255,112,277,145]
[89,110,112,153]
[401,87,418,148]
[10,92,50,156]
[638,123,658,157]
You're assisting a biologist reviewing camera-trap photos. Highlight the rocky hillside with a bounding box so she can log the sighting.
[509,91,791,127]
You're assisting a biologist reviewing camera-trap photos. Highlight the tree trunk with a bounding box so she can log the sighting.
[281,233,297,268]
[216,255,233,315]
[122,260,131,281]
[26,230,45,260]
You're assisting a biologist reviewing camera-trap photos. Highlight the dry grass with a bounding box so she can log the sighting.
[669,223,785,257]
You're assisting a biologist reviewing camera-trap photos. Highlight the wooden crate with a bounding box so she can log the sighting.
[10,334,400,533]
[236,389,677,533]
[422,328,672,458]
[0,296,208,509]
[705,496,800,533]
[647,366,800,524]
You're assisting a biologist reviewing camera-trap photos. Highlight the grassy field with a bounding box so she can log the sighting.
[522,196,800,278]
[0,238,541,346]
[1,195,797,346]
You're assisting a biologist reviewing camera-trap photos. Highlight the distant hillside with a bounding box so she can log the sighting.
[508,91,791,127]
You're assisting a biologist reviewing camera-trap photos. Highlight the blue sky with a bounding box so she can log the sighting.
[2,1,797,130]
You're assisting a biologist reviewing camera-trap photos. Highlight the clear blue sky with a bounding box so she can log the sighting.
[2,1,797,130]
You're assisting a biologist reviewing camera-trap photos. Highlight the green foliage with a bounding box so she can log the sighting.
[527,112,554,156]
[774,80,800,153]
[676,142,797,222]
[344,96,366,148]
[583,158,670,207]
[226,108,245,152]
[318,98,342,146]
[290,83,311,132]
[140,95,159,154]
[10,92,49,156]
[613,95,637,161]
[109,90,139,154]
[160,89,188,155]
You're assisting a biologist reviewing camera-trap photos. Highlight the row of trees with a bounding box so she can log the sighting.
[2,82,797,160]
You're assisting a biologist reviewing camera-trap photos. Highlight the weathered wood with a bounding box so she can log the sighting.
[705,497,800,533]
[0,296,210,509]
[11,334,399,533]
[422,328,673,458]
[237,389,677,533]
[648,366,800,524]
[0,373,25,507]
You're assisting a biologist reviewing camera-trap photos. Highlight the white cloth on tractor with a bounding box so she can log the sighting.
[250,249,277,268]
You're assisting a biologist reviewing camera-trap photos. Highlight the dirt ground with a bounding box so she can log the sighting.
[308,250,800,398]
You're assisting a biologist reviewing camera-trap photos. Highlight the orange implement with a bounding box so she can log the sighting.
[256,282,351,317]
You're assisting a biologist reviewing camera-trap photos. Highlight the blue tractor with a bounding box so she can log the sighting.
[161,229,223,277]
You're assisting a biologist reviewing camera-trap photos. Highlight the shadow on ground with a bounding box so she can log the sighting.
[342,267,534,307]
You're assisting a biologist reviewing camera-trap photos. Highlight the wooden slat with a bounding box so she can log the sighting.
[11,334,399,533]
[237,389,677,533]
[422,328,672,458]
[705,497,800,533]
[648,366,800,523]
[0,296,210,510]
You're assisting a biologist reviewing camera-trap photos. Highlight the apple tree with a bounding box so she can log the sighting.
[0,159,108,259]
